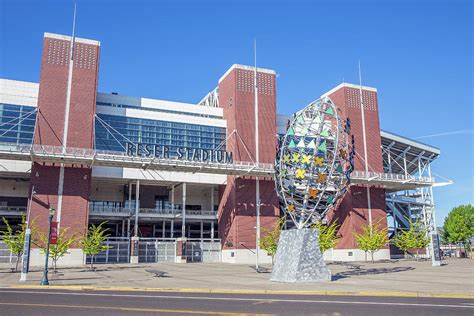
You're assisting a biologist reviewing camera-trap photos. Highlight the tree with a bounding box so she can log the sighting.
[32,225,77,272]
[394,219,430,261]
[80,222,110,270]
[443,204,474,257]
[353,222,388,263]
[259,217,285,264]
[311,220,340,253]
[0,216,27,271]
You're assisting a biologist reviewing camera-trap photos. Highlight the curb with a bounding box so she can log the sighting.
[7,285,474,299]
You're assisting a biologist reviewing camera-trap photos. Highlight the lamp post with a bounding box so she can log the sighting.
[40,207,54,286]
[20,186,35,282]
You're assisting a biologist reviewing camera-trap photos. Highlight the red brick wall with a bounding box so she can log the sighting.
[28,163,60,235]
[28,34,100,240]
[327,85,387,249]
[218,66,280,249]
[68,42,99,149]
[59,167,92,238]
[28,165,92,240]
[34,37,69,146]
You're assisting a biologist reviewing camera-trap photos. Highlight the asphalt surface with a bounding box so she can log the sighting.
[0,288,472,316]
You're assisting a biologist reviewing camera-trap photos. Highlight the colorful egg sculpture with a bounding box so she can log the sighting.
[275,96,354,229]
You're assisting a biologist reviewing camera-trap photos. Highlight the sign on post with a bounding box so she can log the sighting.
[430,232,441,266]
[50,221,58,245]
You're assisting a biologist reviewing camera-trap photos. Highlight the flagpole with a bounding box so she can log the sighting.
[254,39,261,272]
[57,1,77,231]
[358,61,372,227]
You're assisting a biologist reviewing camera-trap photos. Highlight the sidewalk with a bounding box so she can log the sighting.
[1,259,473,298]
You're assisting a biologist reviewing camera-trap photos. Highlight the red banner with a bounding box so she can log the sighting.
[50,221,58,245]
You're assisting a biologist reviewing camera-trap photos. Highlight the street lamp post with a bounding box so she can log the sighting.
[40,207,55,286]
[20,186,35,282]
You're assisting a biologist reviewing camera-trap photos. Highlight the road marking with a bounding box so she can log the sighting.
[0,302,272,316]
[8,285,474,299]
[0,289,472,309]
[252,301,274,305]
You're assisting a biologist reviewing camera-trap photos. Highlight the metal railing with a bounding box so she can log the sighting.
[185,238,221,263]
[351,170,434,184]
[138,238,176,263]
[0,206,27,215]
[85,237,130,264]
[84,237,221,264]
[89,206,217,218]
[0,237,16,264]
[0,143,274,177]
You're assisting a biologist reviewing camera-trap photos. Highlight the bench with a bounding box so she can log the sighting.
[145,269,168,277]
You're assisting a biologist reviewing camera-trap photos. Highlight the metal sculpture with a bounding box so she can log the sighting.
[275,96,354,228]
[270,96,354,283]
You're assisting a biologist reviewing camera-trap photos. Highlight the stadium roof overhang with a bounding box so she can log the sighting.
[381,130,440,175]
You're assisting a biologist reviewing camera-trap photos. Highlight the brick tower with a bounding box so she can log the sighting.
[28,33,100,263]
[217,65,280,263]
[324,83,389,261]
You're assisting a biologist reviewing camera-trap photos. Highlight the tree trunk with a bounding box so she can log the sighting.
[371,251,374,263]
[90,255,94,270]
[416,249,419,261]
[365,252,367,262]
[53,259,57,272]
[15,254,21,271]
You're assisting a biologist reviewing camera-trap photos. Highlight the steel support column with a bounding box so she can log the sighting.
[171,219,174,238]
[134,180,140,237]
[200,221,204,240]
[181,182,186,238]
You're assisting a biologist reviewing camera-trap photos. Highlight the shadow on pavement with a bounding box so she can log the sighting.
[332,266,415,280]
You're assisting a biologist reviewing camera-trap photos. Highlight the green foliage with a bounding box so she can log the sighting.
[259,217,285,263]
[311,220,340,253]
[0,216,27,271]
[353,222,388,263]
[33,225,77,272]
[394,219,430,260]
[443,204,474,255]
[80,222,110,270]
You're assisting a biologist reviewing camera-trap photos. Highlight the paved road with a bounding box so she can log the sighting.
[0,288,472,316]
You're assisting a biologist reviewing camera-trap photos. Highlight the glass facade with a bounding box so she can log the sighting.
[0,104,36,144]
[95,113,226,153]
[0,103,227,153]
[97,101,222,119]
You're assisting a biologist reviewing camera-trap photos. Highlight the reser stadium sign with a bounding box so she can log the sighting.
[125,142,233,164]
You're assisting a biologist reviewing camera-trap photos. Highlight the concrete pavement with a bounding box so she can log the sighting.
[1,258,473,298]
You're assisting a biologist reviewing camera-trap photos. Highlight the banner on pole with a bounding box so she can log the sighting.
[50,221,58,245]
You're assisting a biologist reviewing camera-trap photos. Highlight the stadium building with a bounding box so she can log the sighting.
[0,32,443,266]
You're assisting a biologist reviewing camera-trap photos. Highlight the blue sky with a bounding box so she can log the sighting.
[1,0,472,224]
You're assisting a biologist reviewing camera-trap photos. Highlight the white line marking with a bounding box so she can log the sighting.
[0,290,472,309]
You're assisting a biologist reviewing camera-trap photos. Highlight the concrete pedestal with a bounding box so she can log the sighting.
[270,228,331,283]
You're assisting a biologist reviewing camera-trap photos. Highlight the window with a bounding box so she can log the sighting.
[95,113,227,154]
[0,104,36,145]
